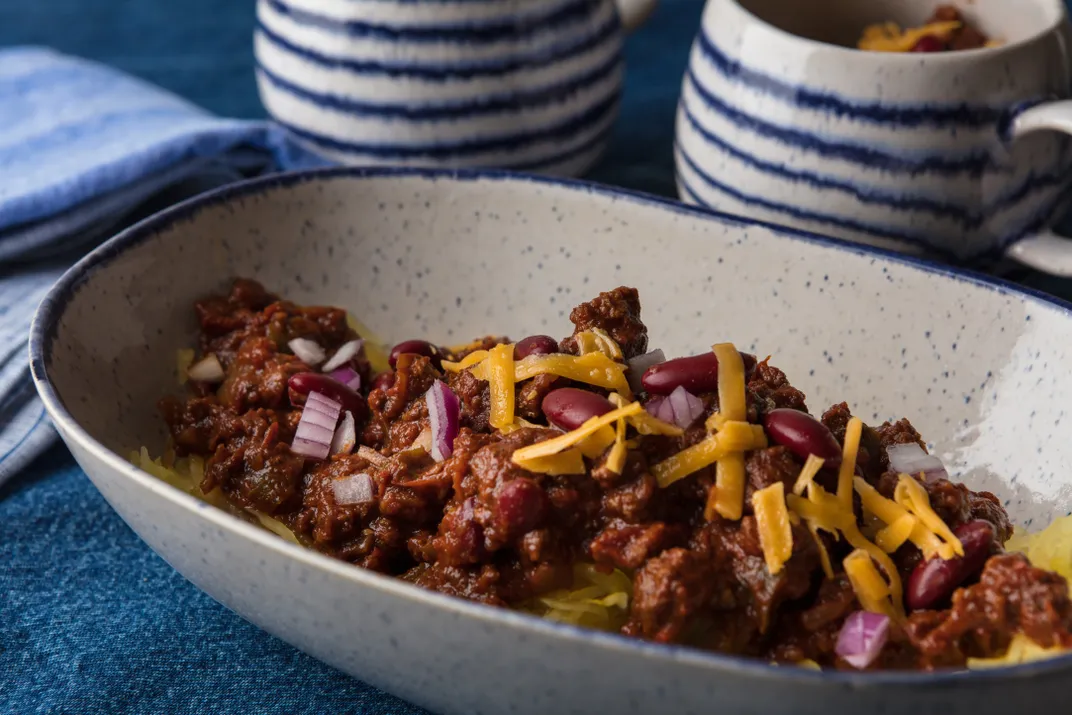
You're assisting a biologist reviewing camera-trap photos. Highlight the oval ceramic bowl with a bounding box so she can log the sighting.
[30,168,1072,715]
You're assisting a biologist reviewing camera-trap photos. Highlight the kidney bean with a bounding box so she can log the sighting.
[495,478,548,536]
[515,335,559,360]
[541,388,614,431]
[288,372,369,422]
[763,408,843,467]
[906,520,997,610]
[389,339,441,369]
[911,35,947,52]
[640,351,757,395]
[370,372,395,393]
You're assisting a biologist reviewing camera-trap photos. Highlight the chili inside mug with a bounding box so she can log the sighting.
[255,0,657,177]
[674,0,1072,274]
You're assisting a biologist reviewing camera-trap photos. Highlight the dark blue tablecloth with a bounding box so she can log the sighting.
[0,2,702,713]
[3,3,1072,713]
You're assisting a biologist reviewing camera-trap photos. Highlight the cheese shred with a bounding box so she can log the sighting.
[753,482,794,575]
[487,343,516,430]
[512,403,642,466]
[837,417,863,508]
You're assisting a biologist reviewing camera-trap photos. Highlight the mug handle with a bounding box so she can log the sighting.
[1004,100,1072,276]
[615,0,658,32]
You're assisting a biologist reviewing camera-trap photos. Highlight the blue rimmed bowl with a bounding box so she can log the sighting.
[30,168,1072,714]
[675,0,1072,274]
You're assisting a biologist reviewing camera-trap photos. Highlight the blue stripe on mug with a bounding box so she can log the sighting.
[255,51,621,120]
[675,144,946,253]
[694,31,1003,128]
[276,92,619,158]
[680,99,1072,228]
[255,16,621,81]
[685,68,992,175]
[263,0,607,43]
[283,114,616,172]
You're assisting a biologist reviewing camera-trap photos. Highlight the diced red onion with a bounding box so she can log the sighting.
[188,353,225,383]
[887,443,947,480]
[646,385,703,428]
[627,349,665,393]
[426,379,461,462]
[289,337,326,366]
[357,445,388,465]
[291,391,341,460]
[322,339,365,373]
[333,472,374,505]
[328,366,362,391]
[330,410,356,455]
[835,611,889,669]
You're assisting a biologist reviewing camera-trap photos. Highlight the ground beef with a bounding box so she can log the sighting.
[747,360,807,416]
[158,279,1068,673]
[901,554,1072,665]
[560,286,647,359]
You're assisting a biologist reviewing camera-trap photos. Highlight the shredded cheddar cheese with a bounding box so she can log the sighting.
[609,392,683,437]
[853,476,949,559]
[792,455,826,496]
[753,482,793,575]
[441,350,490,373]
[499,417,541,435]
[842,522,904,616]
[844,549,896,618]
[894,475,964,557]
[712,343,746,422]
[606,415,628,475]
[701,343,749,521]
[857,20,961,52]
[808,522,835,579]
[512,403,643,465]
[516,448,587,475]
[511,352,631,396]
[654,434,727,489]
[837,417,863,508]
[710,452,746,521]
[574,328,623,360]
[576,425,617,459]
[487,343,516,430]
[875,513,919,553]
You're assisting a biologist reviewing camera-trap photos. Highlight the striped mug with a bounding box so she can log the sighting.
[255,0,657,177]
[675,0,1072,274]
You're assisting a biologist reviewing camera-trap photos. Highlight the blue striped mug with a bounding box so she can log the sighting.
[675,0,1072,274]
[255,0,657,177]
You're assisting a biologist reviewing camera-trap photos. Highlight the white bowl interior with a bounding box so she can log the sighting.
[43,172,1072,534]
[737,0,1061,48]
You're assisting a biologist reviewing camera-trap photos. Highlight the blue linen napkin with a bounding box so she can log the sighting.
[0,47,329,486]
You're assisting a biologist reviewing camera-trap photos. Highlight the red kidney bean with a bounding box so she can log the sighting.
[763,408,843,467]
[911,35,947,52]
[541,388,614,431]
[389,339,440,369]
[370,372,395,393]
[640,351,757,395]
[495,478,548,536]
[288,372,369,422]
[906,520,997,610]
[515,335,559,360]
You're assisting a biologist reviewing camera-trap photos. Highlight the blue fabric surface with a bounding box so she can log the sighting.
[3,1,1072,713]
[0,47,329,487]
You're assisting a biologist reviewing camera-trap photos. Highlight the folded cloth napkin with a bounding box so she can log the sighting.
[0,47,329,486]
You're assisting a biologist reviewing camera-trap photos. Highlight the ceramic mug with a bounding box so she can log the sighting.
[255,0,657,177]
[674,0,1072,274]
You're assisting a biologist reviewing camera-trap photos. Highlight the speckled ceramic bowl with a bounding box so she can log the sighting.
[30,168,1072,714]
